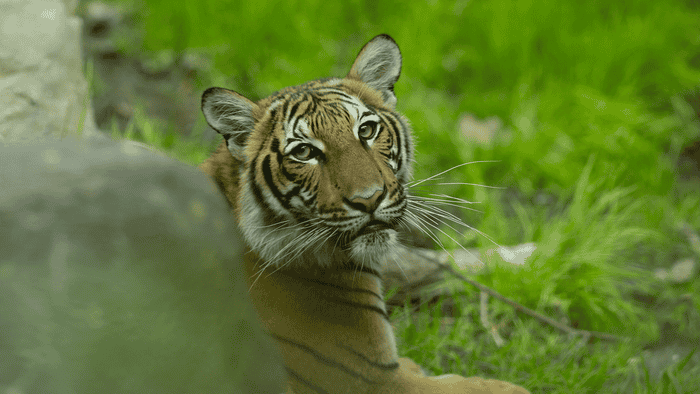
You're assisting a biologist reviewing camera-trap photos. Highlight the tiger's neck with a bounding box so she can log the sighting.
[243,250,401,381]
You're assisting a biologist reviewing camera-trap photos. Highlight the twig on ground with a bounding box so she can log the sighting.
[479,292,505,347]
[385,245,626,342]
[438,261,627,342]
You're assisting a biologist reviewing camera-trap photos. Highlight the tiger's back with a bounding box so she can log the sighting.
[200,34,529,394]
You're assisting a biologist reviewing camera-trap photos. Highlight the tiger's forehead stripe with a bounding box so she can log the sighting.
[265,100,283,117]
[272,87,363,140]
[339,95,372,122]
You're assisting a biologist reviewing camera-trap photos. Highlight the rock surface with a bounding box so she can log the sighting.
[0,0,99,141]
[0,137,285,394]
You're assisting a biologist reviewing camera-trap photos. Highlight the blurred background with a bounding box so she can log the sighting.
[78,0,700,390]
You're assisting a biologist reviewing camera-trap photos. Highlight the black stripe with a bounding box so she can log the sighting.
[331,90,356,101]
[305,94,319,118]
[277,273,384,301]
[381,112,404,172]
[322,216,358,225]
[286,367,329,394]
[388,186,401,200]
[300,177,317,204]
[287,185,301,206]
[280,99,291,127]
[268,106,280,130]
[280,160,297,183]
[289,100,302,120]
[292,127,306,141]
[337,98,357,107]
[382,196,404,210]
[270,137,280,155]
[271,334,376,384]
[292,115,303,135]
[290,97,306,134]
[262,155,291,210]
[339,263,382,279]
[249,157,268,212]
[321,297,389,321]
[312,116,325,138]
[314,89,353,99]
[300,191,316,206]
[338,344,400,371]
[398,115,412,171]
[311,90,338,98]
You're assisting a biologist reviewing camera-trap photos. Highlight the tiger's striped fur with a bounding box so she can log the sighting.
[200,34,529,394]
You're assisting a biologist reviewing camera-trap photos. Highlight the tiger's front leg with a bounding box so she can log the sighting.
[398,357,425,375]
[392,357,530,394]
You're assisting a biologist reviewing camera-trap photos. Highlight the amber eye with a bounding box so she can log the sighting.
[291,144,317,161]
[358,121,378,140]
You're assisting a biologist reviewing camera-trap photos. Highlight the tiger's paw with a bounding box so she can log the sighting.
[398,357,427,376]
[428,374,530,394]
[396,358,529,394]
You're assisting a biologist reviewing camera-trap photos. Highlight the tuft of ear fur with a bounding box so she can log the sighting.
[201,87,256,160]
[347,34,402,108]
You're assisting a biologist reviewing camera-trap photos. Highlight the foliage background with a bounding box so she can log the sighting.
[89,0,700,391]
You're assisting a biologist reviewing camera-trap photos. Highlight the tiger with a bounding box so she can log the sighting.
[199,34,529,394]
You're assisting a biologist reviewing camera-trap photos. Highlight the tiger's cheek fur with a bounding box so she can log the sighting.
[251,148,289,219]
[280,155,323,215]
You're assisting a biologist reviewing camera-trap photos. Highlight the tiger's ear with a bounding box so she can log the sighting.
[347,34,402,108]
[201,87,256,160]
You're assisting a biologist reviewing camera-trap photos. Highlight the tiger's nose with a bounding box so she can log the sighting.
[344,186,385,213]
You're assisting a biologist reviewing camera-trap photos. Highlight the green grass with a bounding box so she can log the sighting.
[107,103,219,164]
[93,0,700,392]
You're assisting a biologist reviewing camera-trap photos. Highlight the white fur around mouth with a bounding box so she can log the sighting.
[356,220,394,237]
[349,227,398,269]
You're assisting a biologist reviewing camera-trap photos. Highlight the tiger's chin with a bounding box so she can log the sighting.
[347,228,400,271]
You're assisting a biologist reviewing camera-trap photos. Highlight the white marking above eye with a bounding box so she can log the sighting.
[339,96,381,144]
[340,96,368,123]
[283,119,325,164]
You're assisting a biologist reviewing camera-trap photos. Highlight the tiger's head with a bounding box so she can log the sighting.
[201,34,413,270]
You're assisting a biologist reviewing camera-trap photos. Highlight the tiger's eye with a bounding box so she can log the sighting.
[358,121,377,140]
[292,145,314,161]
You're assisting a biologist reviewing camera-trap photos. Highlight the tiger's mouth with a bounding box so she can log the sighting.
[356,220,394,237]
[346,219,399,266]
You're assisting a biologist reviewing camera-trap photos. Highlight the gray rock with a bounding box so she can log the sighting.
[0,137,285,394]
[0,0,99,141]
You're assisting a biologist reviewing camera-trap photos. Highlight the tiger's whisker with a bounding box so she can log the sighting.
[407,210,477,260]
[409,200,464,224]
[412,192,482,205]
[409,201,502,248]
[403,211,454,260]
[412,182,505,189]
[276,226,327,264]
[407,160,500,188]
[408,197,483,215]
